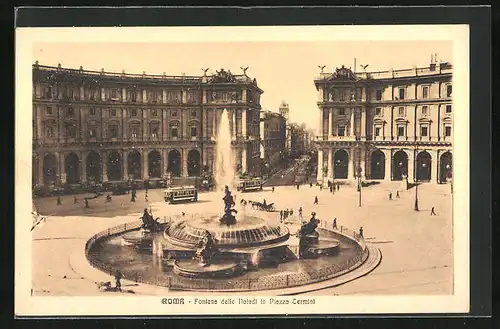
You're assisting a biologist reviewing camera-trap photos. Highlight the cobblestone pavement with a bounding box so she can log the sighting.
[31,181,453,296]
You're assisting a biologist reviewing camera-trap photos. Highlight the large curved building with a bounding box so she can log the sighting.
[314,60,453,185]
[32,63,263,189]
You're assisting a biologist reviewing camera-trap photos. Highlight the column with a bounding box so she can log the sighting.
[202,148,208,171]
[202,90,207,103]
[123,150,128,180]
[142,109,148,140]
[142,149,149,180]
[81,151,87,183]
[122,88,127,101]
[142,90,147,104]
[163,90,167,104]
[59,152,66,185]
[318,111,323,136]
[384,149,392,181]
[241,147,247,174]
[182,110,187,138]
[202,108,208,138]
[407,150,415,182]
[318,86,324,101]
[162,109,168,141]
[38,152,45,186]
[360,147,366,179]
[182,89,187,103]
[316,149,323,184]
[182,149,188,177]
[232,110,237,139]
[348,148,355,180]
[361,107,366,139]
[242,89,247,102]
[101,151,108,182]
[101,87,106,101]
[327,148,333,180]
[429,149,438,183]
[328,108,332,138]
[36,107,43,140]
[80,85,85,100]
[350,109,355,137]
[242,109,247,137]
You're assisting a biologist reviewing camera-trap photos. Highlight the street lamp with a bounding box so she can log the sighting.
[414,146,420,211]
[355,166,362,207]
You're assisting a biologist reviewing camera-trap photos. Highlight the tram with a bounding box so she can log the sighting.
[164,186,198,203]
[236,178,264,192]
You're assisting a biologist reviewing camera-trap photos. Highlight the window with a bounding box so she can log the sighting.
[151,127,158,138]
[45,86,52,99]
[68,88,74,99]
[131,109,137,117]
[398,107,405,116]
[47,127,54,138]
[339,108,345,116]
[172,110,178,117]
[445,126,452,137]
[420,126,428,137]
[421,106,428,115]
[398,88,405,100]
[109,125,119,138]
[66,125,76,138]
[446,85,452,97]
[376,90,382,100]
[374,127,381,137]
[110,109,116,116]
[191,109,197,118]
[88,127,97,138]
[422,86,429,99]
[131,91,137,102]
[375,107,382,116]
[445,105,452,113]
[171,127,178,138]
[397,126,405,137]
[90,108,96,116]
[130,128,138,138]
[46,107,53,115]
[191,126,197,137]
[111,89,117,99]
[339,90,345,101]
[67,108,74,116]
[152,109,158,116]
[90,89,96,100]
[338,126,345,136]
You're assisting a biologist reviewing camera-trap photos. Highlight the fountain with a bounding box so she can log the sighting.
[214,109,236,192]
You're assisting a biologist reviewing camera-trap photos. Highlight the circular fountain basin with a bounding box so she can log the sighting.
[306,239,341,257]
[121,229,154,250]
[173,259,242,278]
[164,214,290,249]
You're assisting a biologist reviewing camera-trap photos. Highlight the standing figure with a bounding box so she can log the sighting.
[396,191,400,198]
[298,207,303,218]
[297,184,300,190]
[114,270,123,292]
[359,226,364,237]
[74,196,78,204]
[57,196,62,206]
[389,193,393,200]
[131,190,136,202]
[145,192,148,202]
[314,196,319,205]
[310,183,313,188]
[280,210,283,222]
[272,186,275,193]
[430,207,437,216]
[106,194,112,203]
[337,184,340,191]
[333,218,338,230]
[84,198,89,208]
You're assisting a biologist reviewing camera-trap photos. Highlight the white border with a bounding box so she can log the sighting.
[15,25,469,316]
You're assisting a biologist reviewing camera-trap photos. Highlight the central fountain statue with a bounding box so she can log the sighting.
[298,212,320,258]
[193,230,218,266]
[220,185,238,226]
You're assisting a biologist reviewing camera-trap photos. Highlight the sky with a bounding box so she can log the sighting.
[33,41,452,131]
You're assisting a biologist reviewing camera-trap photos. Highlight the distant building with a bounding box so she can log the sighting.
[314,59,453,185]
[32,63,263,189]
[260,110,286,173]
[289,123,308,158]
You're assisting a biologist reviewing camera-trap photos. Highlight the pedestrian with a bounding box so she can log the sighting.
[290,209,294,217]
[330,185,333,193]
[396,191,400,198]
[131,190,136,202]
[333,218,338,230]
[310,182,313,188]
[57,196,62,206]
[298,207,303,218]
[182,212,186,216]
[359,226,364,237]
[73,196,78,204]
[145,192,148,202]
[297,184,300,190]
[280,210,283,221]
[314,196,318,205]
[272,186,275,193]
[320,185,323,191]
[389,192,393,200]
[430,207,436,216]
[84,198,89,208]
[114,270,122,292]
[337,184,340,191]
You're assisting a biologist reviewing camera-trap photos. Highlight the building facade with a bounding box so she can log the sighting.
[289,123,308,158]
[314,60,453,185]
[32,63,263,188]
[259,110,287,172]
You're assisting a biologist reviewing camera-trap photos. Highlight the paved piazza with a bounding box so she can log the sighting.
[32,182,452,296]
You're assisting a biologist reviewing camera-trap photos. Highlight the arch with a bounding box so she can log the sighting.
[392,150,408,181]
[168,149,181,177]
[148,150,162,178]
[107,151,122,181]
[43,153,57,184]
[370,150,385,179]
[86,151,101,183]
[65,152,80,184]
[333,149,349,179]
[187,149,201,177]
[416,151,432,181]
[439,152,453,184]
[128,150,142,179]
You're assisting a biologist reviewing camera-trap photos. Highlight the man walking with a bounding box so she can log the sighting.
[389,192,393,200]
[272,186,275,193]
[333,218,338,230]
[396,191,400,198]
[114,270,123,292]
[298,207,303,219]
[145,191,148,202]
[359,226,364,238]
[430,207,437,216]
[314,196,318,205]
